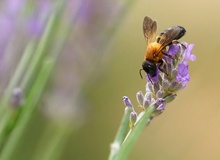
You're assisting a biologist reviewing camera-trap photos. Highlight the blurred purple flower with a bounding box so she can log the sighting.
[0,0,56,93]
[27,17,44,37]
[4,0,24,16]
[26,1,53,37]
[0,1,22,82]
[0,16,13,44]
[0,0,24,47]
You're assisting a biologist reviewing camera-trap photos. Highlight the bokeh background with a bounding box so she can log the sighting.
[1,0,220,160]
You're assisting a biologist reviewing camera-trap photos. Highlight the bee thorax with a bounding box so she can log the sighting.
[145,42,163,61]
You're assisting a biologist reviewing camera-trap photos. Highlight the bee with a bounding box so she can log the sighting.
[139,16,186,82]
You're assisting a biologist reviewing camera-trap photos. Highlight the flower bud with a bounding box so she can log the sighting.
[164,93,177,103]
[156,90,165,98]
[136,91,144,106]
[130,111,137,128]
[122,96,133,108]
[10,87,24,107]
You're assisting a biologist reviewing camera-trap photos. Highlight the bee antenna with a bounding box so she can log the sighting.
[139,69,143,79]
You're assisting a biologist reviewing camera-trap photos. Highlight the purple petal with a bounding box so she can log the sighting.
[176,63,190,89]
[178,63,188,77]
[155,98,165,110]
[157,103,166,110]
[183,44,196,64]
[190,54,196,61]
[146,69,160,84]
[167,44,180,56]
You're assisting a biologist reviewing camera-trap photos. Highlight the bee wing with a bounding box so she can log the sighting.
[143,16,157,45]
[157,26,186,52]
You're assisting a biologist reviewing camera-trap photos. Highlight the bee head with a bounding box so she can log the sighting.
[139,60,157,78]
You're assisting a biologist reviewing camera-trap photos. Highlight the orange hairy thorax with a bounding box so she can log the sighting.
[144,42,164,62]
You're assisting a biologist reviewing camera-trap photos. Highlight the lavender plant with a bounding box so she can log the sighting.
[109,43,196,160]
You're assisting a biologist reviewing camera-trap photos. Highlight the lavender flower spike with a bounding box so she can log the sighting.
[123,42,195,121]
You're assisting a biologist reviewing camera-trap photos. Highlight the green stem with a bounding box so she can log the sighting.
[0,1,65,147]
[40,128,68,160]
[0,1,68,158]
[0,42,35,115]
[115,106,155,160]
[20,8,58,91]
[0,60,54,160]
[0,43,36,146]
[108,107,132,160]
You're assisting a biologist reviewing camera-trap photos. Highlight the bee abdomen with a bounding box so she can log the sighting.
[173,26,186,40]
[157,26,186,43]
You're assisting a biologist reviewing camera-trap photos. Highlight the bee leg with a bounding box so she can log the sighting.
[162,51,175,60]
[180,43,186,49]
[172,40,186,49]
[156,36,160,43]
[171,40,180,44]
[158,60,171,79]
[162,50,181,61]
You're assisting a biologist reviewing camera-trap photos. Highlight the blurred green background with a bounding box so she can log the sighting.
[4,0,220,160]
[74,0,220,160]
